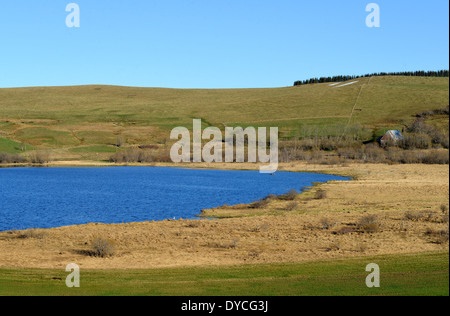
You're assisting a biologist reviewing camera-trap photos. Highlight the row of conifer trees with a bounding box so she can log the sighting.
[293,70,449,86]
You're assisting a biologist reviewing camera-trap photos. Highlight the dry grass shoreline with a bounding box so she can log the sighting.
[0,162,448,270]
[0,160,359,178]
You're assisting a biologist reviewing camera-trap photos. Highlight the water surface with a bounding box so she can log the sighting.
[0,167,349,231]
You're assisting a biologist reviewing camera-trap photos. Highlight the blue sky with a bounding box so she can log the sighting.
[0,0,448,89]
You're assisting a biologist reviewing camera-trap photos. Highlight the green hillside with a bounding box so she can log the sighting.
[0,76,448,158]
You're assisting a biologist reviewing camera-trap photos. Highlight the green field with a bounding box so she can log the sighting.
[0,76,448,154]
[0,137,22,153]
[1,252,448,296]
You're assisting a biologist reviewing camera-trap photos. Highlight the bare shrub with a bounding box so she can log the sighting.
[399,133,431,150]
[338,147,358,160]
[364,145,386,163]
[421,150,449,164]
[338,144,387,163]
[18,229,47,239]
[405,210,436,222]
[250,198,270,209]
[385,147,403,163]
[440,228,450,244]
[0,152,28,164]
[402,150,425,164]
[429,129,449,149]
[278,189,298,201]
[90,238,116,258]
[440,136,449,149]
[385,149,449,165]
[358,215,381,233]
[320,218,333,230]
[322,156,341,165]
[416,107,450,118]
[29,150,51,164]
[285,202,299,211]
[358,215,379,226]
[434,106,450,116]
[264,194,278,201]
[110,148,172,163]
[425,227,449,244]
[416,110,436,119]
[310,150,326,164]
[319,138,339,151]
[422,211,436,222]
[286,189,299,200]
[314,189,327,200]
[405,211,424,222]
[406,118,433,135]
[298,139,317,151]
[281,147,327,164]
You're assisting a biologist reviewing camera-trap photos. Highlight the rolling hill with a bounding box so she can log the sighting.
[0,76,448,160]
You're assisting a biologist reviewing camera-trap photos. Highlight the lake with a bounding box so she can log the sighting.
[0,167,349,231]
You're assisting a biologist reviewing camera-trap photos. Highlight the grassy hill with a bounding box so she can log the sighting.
[0,76,448,160]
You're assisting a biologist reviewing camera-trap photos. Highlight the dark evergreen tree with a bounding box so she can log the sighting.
[293,70,449,86]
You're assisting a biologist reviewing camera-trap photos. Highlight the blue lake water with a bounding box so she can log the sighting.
[0,167,350,231]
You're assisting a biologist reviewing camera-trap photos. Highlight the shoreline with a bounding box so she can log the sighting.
[0,160,359,178]
[0,162,448,270]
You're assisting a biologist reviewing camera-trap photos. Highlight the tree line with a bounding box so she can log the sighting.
[293,70,449,86]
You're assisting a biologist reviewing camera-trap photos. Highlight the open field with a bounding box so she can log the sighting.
[0,251,448,296]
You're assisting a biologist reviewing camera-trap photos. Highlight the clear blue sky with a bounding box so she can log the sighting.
[0,0,448,89]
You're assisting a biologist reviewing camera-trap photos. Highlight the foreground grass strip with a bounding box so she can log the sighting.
[0,251,448,296]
